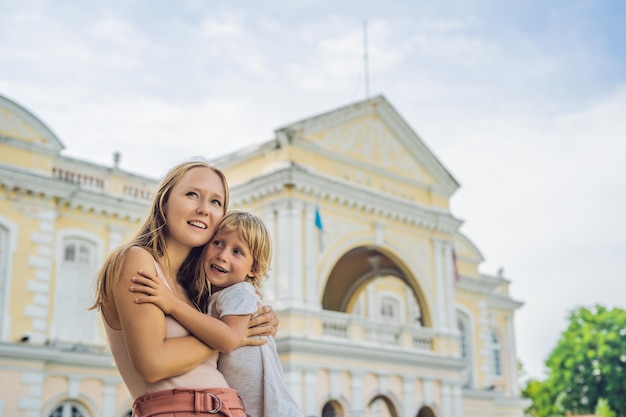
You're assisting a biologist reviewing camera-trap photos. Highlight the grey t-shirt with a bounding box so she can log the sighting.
[209,282,305,417]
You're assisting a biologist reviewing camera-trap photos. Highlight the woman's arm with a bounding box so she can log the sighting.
[130,269,255,352]
[113,247,214,383]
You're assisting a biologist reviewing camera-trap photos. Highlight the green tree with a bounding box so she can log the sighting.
[522,305,626,417]
[596,398,616,417]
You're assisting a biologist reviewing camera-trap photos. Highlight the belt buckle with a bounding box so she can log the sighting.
[195,391,222,414]
[208,393,223,414]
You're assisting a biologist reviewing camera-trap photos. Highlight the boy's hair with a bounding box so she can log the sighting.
[91,158,229,312]
[213,210,272,289]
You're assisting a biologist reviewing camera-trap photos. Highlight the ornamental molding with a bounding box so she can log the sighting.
[229,164,463,235]
[0,341,115,369]
[0,93,64,152]
[275,337,465,371]
[486,294,524,311]
[0,165,150,221]
[456,274,506,294]
[274,95,460,196]
[214,96,460,197]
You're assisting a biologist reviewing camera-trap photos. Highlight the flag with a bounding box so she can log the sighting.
[315,205,323,230]
[315,205,324,251]
[452,248,461,284]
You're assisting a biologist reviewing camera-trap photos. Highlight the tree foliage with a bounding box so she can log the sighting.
[522,305,626,417]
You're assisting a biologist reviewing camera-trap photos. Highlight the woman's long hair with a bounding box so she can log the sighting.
[90,159,229,313]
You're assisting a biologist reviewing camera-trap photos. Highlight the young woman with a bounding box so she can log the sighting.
[91,160,278,417]
[130,211,306,417]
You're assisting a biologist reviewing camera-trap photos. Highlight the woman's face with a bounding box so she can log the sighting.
[163,167,226,250]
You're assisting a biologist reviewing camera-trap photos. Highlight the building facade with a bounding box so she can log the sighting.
[0,93,529,416]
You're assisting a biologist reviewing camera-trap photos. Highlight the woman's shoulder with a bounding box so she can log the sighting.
[127,245,152,258]
[122,246,158,271]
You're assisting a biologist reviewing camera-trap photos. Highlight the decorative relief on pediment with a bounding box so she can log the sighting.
[309,116,427,181]
[330,162,419,202]
[0,107,47,144]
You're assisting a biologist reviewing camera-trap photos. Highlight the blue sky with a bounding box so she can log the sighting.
[1,0,625,382]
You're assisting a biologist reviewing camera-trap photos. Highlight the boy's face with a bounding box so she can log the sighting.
[203,230,255,291]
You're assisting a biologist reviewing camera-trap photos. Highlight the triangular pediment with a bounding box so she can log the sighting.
[275,95,459,196]
[0,93,64,153]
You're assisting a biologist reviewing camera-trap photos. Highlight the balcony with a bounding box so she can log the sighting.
[289,309,436,353]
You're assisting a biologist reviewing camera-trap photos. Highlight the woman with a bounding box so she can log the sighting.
[91,159,278,417]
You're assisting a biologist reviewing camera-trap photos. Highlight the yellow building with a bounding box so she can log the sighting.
[0,93,529,417]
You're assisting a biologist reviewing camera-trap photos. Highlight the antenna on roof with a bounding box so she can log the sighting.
[363,20,370,99]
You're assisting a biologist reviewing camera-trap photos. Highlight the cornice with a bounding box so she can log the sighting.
[0,341,115,369]
[456,275,523,311]
[275,336,465,371]
[294,139,437,193]
[0,135,61,156]
[487,294,524,311]
[455,274,505,294]
[274,95,460,196]
[0,93,65,153]
[0,165,150,221]
[230,164,463,235]
[463,387,531,406]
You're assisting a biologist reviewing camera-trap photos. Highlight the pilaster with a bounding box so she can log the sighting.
[25,207,56,343]
[433,239,447,330]
[275,200,304,307]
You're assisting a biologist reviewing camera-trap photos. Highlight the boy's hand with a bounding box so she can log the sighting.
[129,269,177,314]
[241,304,279,346]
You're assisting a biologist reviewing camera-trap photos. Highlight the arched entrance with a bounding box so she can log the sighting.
[367,395,399,417]
[322,246,431,329]
[416,406,437,417]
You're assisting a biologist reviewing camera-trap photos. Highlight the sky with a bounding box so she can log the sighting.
[1,0,625,382]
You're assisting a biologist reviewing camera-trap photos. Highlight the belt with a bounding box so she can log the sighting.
[133,388,245,416]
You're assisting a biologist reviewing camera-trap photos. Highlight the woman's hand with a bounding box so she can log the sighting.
[129,269,177,314]
[239,304,280,347]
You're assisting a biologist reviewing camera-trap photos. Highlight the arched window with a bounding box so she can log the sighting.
[379,296,400,322]
[457,310,474,387]
[52,237,99,343]
[490,330,503,376]
[458,319,468,358]
[368,396,395,417]
[48,400,89,417]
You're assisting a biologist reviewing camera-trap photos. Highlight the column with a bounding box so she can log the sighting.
[507,315,520,396]
[453,384,463,417]
[262,207,277,303]
[276,201,304,307]
[330,369,340,398]
[351,370,365,414]
[304,204,319,309]
[402,376,415,417]
[285,369,304,409]
[443,242,457,330]
[478,302,491,388]
[304,369,317,416]
[101,381,117,417]
[26,208,55,344]
[422,378,433,406]
[433,239,447,330]
[441,381,452,417]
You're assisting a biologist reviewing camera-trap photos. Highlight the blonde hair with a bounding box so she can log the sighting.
[90,159,229,312]
[211,210,272,289]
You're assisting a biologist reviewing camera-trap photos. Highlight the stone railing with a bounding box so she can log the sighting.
[52,167,105,190]
[317,309,434,352]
